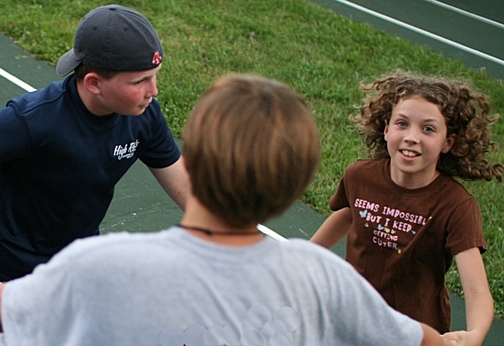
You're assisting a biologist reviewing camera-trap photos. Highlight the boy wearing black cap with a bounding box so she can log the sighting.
[0,5,189,281]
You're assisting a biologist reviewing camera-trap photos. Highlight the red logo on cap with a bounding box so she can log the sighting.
[152,51,162,65]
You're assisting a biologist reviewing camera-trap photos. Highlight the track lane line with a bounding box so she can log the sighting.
[425,0,504,29]
[334,0,504,66]
[0,67,36,92]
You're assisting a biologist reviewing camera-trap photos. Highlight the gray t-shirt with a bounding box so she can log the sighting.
[1,227,423,345]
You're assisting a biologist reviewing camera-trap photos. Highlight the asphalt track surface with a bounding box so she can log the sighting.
[1,1,504,342]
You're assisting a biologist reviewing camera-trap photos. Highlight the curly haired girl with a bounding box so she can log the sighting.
[311,71,503,345]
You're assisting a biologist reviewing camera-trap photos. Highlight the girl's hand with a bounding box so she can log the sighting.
[442,330,482,346]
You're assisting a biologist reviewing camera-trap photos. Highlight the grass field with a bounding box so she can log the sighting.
[0,0,503,319]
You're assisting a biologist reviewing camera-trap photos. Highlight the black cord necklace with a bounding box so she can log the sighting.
[177,224,263,236]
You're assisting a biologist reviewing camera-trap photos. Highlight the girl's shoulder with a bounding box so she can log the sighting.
[433,174,474,199]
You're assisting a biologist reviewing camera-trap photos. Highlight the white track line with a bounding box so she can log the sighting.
[425,0,504,29]
[258,224,288,242]
[0,67,36,92]
[334,0,504,66]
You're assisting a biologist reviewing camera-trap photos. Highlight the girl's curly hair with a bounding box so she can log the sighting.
[352,71,503,181]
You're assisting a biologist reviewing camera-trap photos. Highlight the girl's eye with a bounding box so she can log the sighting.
[397,120,407,127]
[423,126,435,133]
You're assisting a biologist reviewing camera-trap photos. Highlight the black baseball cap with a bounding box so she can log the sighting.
[56,5,163,76]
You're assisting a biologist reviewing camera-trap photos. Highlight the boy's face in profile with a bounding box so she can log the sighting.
[95,65,161,116]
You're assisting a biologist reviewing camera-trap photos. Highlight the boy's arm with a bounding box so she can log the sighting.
[443,247,493,346]
[310,207,352,248]
[148,156,190,211]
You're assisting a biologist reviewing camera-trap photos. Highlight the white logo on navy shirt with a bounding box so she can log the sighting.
[113,140,139,160]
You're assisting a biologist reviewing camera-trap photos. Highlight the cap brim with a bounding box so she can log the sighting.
[56,48,80,76]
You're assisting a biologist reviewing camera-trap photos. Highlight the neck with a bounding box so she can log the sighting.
[177,224,261,236]
[179,196,264,245]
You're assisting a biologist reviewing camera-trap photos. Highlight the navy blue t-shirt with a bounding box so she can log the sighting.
[0,74,180,280]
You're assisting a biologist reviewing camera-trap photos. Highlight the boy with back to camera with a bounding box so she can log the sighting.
[0,74,456,345]
[0,5,189,281]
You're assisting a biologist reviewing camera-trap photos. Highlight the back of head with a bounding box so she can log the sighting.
[183,74,321,226]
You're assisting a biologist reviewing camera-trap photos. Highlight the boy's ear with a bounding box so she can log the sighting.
[83,72,102,95]
[442,133,456,153]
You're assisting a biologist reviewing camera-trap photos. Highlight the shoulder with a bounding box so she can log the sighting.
[75,229,180,254]
[47,231,177,269]
[341,159,388,186]
[434,175,475,202]
[5,79,70,116]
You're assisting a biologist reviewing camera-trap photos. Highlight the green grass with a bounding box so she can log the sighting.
[1,0,503,319]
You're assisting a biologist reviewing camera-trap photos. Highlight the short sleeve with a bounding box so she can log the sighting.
[329,163,355,211]
[445,198,486,255]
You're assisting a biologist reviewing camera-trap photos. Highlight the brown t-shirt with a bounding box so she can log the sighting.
[330,159,486,333]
